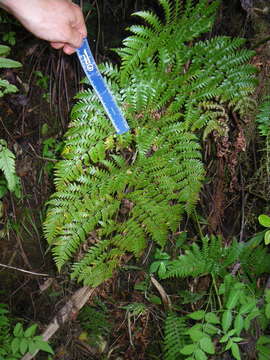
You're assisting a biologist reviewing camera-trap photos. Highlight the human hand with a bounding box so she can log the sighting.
[0,0,87,54]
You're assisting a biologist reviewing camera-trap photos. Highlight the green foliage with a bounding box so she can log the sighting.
[258,214,270,244]
[34,70,50,102]
[2,32,16,46]
[0,305,54,359]
[0,140,21,199]
[0,34,22,200]
[44,0,257,286]
[164,312,187,360]
[0,44,21,97]
[256,96,270,137]
[42,137,63,174]
[160,235,242,279]
[150,233,270,359]
[78,303,111,346]
[162,273,264,360]
[257,336,270,360]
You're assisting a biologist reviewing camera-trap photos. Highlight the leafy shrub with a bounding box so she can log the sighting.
[0,304,53,359]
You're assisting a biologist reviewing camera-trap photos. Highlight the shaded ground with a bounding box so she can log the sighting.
[0,1,270,359]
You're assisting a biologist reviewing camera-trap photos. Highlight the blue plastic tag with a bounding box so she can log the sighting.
[76,38,130,135]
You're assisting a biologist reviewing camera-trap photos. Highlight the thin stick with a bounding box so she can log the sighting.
[0,263,50,277]
[21,286,95,360]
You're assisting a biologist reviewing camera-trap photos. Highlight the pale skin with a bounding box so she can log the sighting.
[0,0,87,54]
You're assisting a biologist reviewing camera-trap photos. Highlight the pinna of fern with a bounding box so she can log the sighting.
[44,0,257,287]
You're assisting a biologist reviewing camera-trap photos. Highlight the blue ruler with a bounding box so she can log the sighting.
[76,38,129,135]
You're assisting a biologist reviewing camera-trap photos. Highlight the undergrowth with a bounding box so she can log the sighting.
[154,234,270,360]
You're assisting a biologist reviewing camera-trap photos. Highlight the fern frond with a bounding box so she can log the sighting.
[163,312,187,360]
[0,140,21,196]
[256,96,270,137]
[162,236,242,279]
[44,0,257,287]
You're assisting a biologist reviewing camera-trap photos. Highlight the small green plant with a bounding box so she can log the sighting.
[0,44,21,97]
[0,39,22,201]
[2,32,16,46]
[149,234,270,359]
[0,140,21,199]
[0,304,54,360]
[256,335,270,360]
[258,214,270,244]
[78,302,111,347]
[34,70,50,102]
[256,96,270,137]
[42,137,63,174]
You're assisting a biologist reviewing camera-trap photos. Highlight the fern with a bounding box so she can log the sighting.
[256,96,270,137]
[0,139,21,197]
[0,44,21,97]
[44,0,257,286]
[161,235,243,279]
[163,312,187,360]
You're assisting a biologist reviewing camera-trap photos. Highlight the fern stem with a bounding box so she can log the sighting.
[211,274,222,310]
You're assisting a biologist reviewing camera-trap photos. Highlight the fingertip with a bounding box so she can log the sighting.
[51,42,65,49]
[63,44,76,55]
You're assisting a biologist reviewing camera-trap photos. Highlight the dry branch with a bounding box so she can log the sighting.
[21,286,95,360]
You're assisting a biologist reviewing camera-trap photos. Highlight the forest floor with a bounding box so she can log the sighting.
[0,1,270,359]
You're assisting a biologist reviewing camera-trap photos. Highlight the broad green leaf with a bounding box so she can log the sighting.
[225,338,233,350]
[265,290,270,304]
[149,261,160,273]
[199,336,215,354]
[222,310,232,332]
[13,323,23,337]
[0,147,16,191]
[234,314,244,336]
[34,340,54,354]
[205,312,220,324]
[180,344,196,355]
[244,308,260,331]
[259,214,270,228]
[19,338,28,355]
[231,342,241,360]
[158,262,167,277]
[189,328,205,342]
[11,338,20,355]
[148,295,162,305]
[0,57,21,68]
[220,329,236,343]
[0,45,10,56]
[257,336,270,345]
[265,303,270,319]
[203,323,220,335]
[257,346,270,360]
[154,249,170,260]
[232,337,243,342]
[239,301,256,315]
[226,290,241,310]
[24,324,37,338]
[264,230,270,245]
[188,310,205,320]
[28,340,37,354]
[194,348,207,360]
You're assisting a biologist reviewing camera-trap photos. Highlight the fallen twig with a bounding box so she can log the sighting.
[21,286,95,360]
[0,262,50,277]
